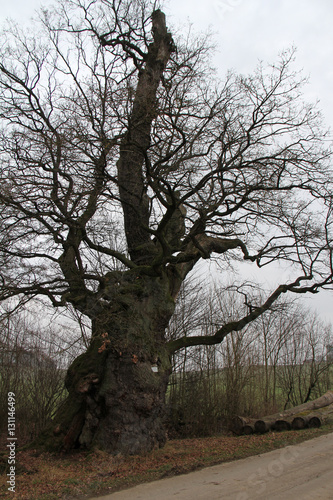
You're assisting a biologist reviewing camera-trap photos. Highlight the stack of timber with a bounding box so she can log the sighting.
[291,404,333,430]
[230,390,333,435]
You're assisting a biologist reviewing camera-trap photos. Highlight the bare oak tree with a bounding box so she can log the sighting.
[0,0,333,454]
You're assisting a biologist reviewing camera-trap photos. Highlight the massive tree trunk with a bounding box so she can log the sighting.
[47,271,175,455]
[55,344,171,455]
[40,11,179,455]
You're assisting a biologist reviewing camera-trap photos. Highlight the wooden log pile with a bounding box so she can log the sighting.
[230,390,333,435]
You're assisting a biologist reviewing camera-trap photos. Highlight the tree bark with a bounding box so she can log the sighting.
[116,9,176,264]
[41,271,176,454]
[49,344,171,454]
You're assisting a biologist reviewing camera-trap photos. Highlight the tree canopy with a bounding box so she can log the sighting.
[0,0,333,454]
[1,1,332,341]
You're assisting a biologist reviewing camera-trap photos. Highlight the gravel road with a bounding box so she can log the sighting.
[89,432,333,499]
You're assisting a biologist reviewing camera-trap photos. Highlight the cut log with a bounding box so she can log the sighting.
[309,413,333,428]
[254,418,278,434]
[292,403,333,430]
[274,419,292,432]
[292,413,316,430]
[308,416,321,428]
[291,415,309,430]
[254,390,333,433]
[229,416,256,435]
[243,423,255,435]
[231,391,333,435]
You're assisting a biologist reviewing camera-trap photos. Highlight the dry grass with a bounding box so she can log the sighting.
[1,425,333,500]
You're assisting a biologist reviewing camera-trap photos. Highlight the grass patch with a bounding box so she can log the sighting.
[1,425,332,499]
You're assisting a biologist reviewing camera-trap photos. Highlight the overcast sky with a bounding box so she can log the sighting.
[1,0,333,322]
[3,0,331,123]
[165,0,333,127]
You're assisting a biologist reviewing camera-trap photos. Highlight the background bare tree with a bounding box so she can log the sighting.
[0,307,71,443]
[167,283,333,437]
[0,0,332,454]
[277,309,333,408]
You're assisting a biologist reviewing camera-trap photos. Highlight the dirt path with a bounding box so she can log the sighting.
[89,432,333,499]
